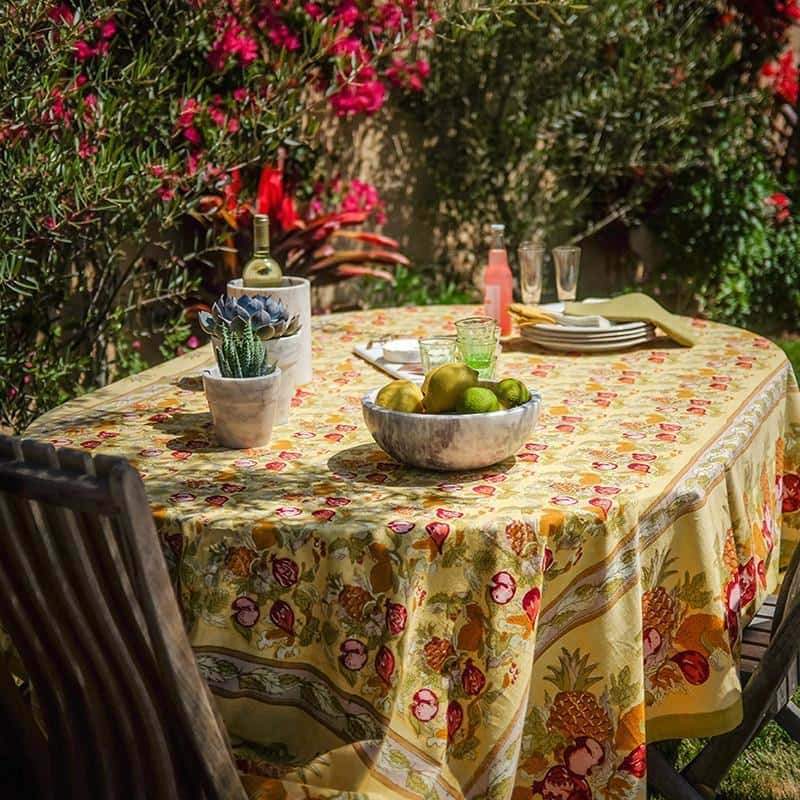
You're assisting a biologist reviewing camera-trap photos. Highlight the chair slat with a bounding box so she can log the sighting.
[0,435,248,800]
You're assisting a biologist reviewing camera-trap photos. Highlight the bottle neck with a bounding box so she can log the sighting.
[253,215,270,255]
[489,224,505,251]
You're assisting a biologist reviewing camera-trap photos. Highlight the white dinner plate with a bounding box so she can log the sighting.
[527,334,656,352]
[521,325,655,342]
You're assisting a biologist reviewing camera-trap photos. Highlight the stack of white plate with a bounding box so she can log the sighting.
[520,318,657,352]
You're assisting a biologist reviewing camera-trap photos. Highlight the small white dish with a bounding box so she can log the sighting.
[382,338,422,364]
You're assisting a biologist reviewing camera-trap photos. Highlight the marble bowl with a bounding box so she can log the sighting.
[361,390,541,471]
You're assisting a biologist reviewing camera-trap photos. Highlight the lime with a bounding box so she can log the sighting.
[494,378,531,408]
[456,386,502,414]
[423,363,479,413]
[376,380,424,413]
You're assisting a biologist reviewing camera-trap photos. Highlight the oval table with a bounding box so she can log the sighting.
[28,305,800,800]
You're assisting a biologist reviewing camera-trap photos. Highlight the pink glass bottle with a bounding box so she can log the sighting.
[483,223,513,335]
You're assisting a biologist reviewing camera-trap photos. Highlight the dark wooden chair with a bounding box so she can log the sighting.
[647,540,800,799]
[0,435,252,800]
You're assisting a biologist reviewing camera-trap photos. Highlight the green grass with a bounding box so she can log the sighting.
[659,702,800,800]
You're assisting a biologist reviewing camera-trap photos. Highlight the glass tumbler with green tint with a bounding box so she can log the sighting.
[418,336,459,374]
[456,317,499,380]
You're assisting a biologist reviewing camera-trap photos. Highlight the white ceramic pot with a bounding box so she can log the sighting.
[227,277,312,385]
[203,366,282,449]
[265,332,301,425]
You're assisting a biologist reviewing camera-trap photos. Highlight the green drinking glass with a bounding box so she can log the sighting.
[455,316,499,380]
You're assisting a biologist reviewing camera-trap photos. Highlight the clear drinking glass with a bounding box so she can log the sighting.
[418,336,459,374]
[518,242,545,305]
[553,245,581,301]
[455,317,499,380]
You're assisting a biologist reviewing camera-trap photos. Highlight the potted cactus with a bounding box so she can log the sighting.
[199,295,300,448]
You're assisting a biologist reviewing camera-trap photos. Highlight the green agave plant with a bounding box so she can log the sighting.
[198,295,301,378]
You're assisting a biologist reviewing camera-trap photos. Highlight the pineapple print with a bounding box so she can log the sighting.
[642,587,676,637]
[225,546,257,577]
[339,585,372,620]
[505,521,535,557]
[544,648,612,742]
[423,637,453,673]
[723,529,739,577]
[641,549,679,637]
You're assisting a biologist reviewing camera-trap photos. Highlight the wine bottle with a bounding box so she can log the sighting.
[242,214,283,288]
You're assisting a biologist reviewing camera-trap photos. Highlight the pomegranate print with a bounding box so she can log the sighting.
[426,522,450,553]
[313,509,335,522]
[593,485,621,496]
[231,596,260,628]
[531,766,591,800]
[643,627,663,661]
[264,461,286,471]
[385,601,408,635]
[437,508,463,520]
[340,639,368,671]
[522,587,541,625]
[783,474,800,513]
[627,463,650,473]
[543,548,554,572]
[447,700,463,740]
[220,483,245,494]
[170,492,196,503]
[489,571,517,604]
[588,497,611,518]
[461,659,486,696]
[375,645,395,684]
[388,520,414,534]
[671,650,710,685]
[205,494,229,506]
[564,737,604,776]
[473,485,495,496]
[326,496,350,507]
[739,558,756,608]
[620,744,646,778]
[275,506,302,518]
[758,559,767,589]
[411,688,439,722]
[272,556,299,588]
[269,600,295,635]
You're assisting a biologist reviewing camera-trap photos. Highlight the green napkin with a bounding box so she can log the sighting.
[564,293,697,347]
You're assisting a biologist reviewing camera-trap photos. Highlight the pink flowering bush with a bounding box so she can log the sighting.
[0,0,438,431]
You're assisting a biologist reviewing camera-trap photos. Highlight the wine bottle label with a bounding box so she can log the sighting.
[484,284,501,322]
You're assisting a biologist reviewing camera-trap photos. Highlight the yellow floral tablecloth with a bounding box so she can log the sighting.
[27,306,800,800]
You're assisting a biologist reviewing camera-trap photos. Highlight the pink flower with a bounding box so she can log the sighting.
[778,0,800,21]
[183,125,202,145]
[233,87,248,102]
[74,40,96,61]
[48,3,74,24]
[77,137,98,159]
[305,2,324,19]
[157,186,175,201]
[186,335,200,349]
[98,17,117,39]
[334,0,360,27]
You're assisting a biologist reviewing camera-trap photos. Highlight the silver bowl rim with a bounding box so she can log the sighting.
[362,387,541,420]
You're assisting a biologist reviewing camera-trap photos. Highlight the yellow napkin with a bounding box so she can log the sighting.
[563,293,697,347]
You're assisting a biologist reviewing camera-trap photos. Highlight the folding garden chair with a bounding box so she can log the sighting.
[647,538,800,799]
[0,435,370,800]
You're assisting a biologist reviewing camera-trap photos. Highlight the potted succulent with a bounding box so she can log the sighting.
[199,295,300,447]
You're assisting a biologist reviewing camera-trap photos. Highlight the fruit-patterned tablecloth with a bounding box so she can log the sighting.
[27,306,800,800]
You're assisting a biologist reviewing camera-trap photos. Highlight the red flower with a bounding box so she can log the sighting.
[256,165,299,232]
[778,0,800,21]
[762,50,799,105]
[385,601,407,635]
[766,191,792,223]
